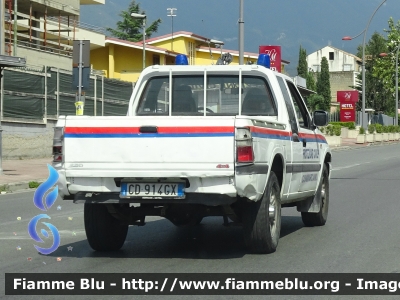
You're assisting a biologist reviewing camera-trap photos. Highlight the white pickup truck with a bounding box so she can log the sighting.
[52,55,331,254]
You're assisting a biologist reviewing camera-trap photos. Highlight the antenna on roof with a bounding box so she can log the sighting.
[217,53,232,65]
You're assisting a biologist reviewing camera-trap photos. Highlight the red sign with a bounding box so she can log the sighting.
[259,45,281,72]
[337,91,359,122]
[337,91,359,103]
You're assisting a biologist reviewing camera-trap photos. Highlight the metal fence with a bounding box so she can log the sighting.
[328,111,395,126]
[356,111,395,126]
[0,65,134,121]
[328,111,340,122]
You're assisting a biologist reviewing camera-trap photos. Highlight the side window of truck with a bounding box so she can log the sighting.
[241,77,277,116]
[277,77,298,134]
[285,81,310,129]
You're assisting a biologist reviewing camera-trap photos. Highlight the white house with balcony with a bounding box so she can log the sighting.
[307,45,362,108]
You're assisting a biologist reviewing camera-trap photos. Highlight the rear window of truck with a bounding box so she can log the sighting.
[136,75,277,116]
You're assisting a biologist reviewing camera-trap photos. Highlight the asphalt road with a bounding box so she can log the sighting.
[1,143,400,299]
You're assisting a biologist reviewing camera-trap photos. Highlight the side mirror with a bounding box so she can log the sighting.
[313,110,329,127]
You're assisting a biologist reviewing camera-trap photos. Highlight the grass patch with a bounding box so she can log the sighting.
[0,185,8,193]
[29,181,41,189]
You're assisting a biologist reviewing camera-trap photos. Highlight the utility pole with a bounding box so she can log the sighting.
[13,0,17,55]
[239,0,244,65]
[72,40,90,115]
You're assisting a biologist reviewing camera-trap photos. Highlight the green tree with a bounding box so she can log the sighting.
[307,94,325,112]
[297,46,308,77]
[316,57,331,111]
[106,0,161,42]
[296,45,317,110]
[306,71,316,91]
[372,19,399,116]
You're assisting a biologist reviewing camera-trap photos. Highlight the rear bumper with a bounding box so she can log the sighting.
[73,192,236,206]
[59,175,237,206]
[55,164,270,204]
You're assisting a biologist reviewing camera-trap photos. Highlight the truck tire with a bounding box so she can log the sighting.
[84,203,128,251]
[301,163,329,226]
[243,171,281,254]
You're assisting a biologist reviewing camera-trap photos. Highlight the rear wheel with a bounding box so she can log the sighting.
[301,164,329,226]
[84,204,128,251]
[243,171,281,254]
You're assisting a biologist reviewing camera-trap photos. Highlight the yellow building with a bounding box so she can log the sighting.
[90,37,178,82]
[91,31,289,82]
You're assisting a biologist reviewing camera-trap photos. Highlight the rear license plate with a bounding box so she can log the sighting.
[120,183,185,198]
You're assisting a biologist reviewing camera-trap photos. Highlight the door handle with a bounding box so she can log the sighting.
[139,126,158,133]
[302,139,307,147]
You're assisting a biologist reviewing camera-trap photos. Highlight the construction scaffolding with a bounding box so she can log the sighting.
[2,0,103,58]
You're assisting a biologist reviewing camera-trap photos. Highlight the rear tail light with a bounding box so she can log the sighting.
[53,127,64,162]
[236,128,254,163]
[53,146,62,162]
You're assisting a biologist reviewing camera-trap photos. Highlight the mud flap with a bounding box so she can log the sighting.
[296,180,322,213]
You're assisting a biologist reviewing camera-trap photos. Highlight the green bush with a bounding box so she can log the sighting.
[375,124,383,133]
[382,125,389,133]
[326,125,334,136]
[319,127,325,133]
[389,125,397,133]
[359,127,365,134]
[329,122,356,129]
[333,125,341,136]
[324,125,341,136]
[368,124,375,134]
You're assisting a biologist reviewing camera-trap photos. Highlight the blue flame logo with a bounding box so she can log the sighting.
[28,164,60,255]
[33,165,58,211]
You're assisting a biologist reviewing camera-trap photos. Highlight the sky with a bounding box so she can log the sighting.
[80,0,400,76]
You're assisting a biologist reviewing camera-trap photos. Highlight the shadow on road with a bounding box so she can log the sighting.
[47,215,305,260]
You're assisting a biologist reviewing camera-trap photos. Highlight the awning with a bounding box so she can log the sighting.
[297,85,316,98]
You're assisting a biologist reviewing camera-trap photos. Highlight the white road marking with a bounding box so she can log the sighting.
[332,163,361,171]
[332,161,375,171]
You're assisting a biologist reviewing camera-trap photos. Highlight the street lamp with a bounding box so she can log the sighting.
[379,44,400,126]
[131,13,147,70]
[342,0,387,130]
[167,8,177,52]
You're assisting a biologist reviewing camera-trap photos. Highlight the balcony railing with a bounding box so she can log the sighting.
[47,16,105,34]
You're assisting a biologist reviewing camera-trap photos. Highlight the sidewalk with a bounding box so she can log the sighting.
[0,138,398,193]
[0,157,52,192]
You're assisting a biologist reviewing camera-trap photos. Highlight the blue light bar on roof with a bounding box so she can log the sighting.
[257,54,271,69]
[175,54,189,65]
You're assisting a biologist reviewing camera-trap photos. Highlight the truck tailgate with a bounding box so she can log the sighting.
[63,116,236,178]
